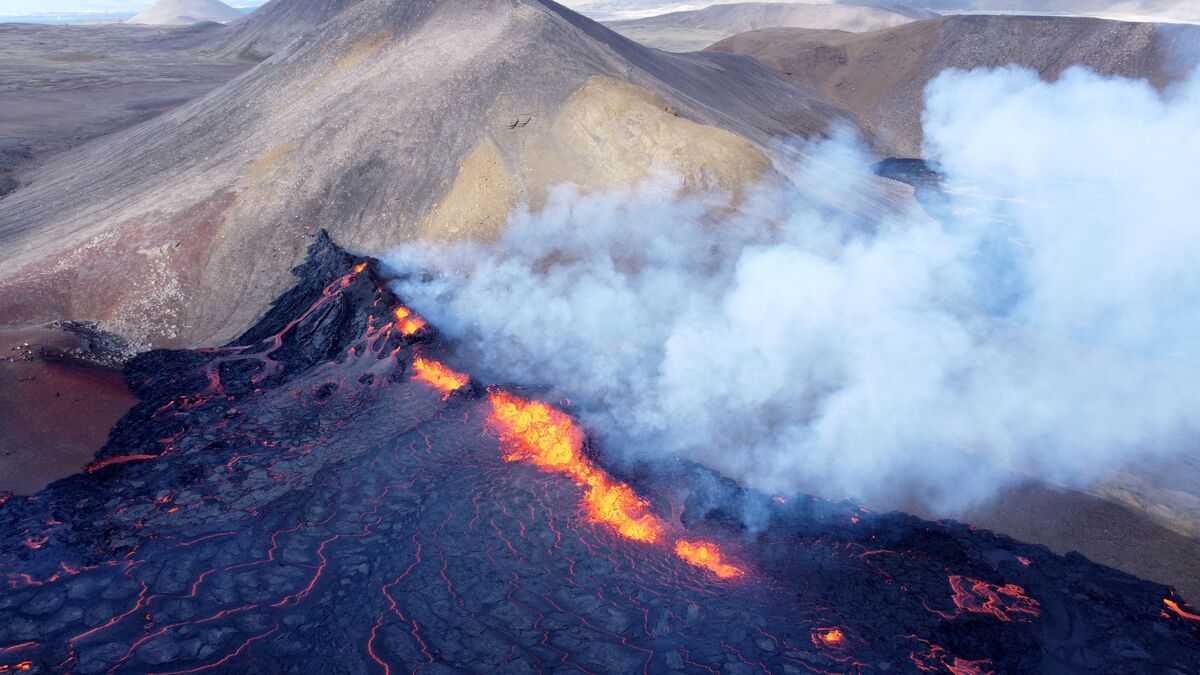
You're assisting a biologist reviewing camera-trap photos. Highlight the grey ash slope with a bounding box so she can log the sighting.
[607,1,935,51]
[0,0,867,350]
[214,0,360,60]
[128,0,244,25]
[711,14,1200,156]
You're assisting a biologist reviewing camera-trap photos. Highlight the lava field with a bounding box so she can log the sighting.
[1,232,1197,674]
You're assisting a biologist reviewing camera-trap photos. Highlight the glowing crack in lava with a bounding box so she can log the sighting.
[945,575,1040,622]
[486,389,746,576]
[411,357,469,396]
[1165,598,1200,621]
[487,389,665,544]
[674,540,743,579]
[393,306,427,336]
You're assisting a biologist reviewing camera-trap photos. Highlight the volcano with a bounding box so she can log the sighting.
[128,0,244,26]
[0,0,878,352]
[0,232,1196,674]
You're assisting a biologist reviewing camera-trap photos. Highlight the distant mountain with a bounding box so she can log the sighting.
[856,0,1200,24]
[128,0,243,25]
[711,14,1200,155]
[607,1,935,51]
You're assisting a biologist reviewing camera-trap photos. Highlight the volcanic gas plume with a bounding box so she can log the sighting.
[0,232,1196,673]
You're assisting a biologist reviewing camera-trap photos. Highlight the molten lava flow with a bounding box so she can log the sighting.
[412,358,468,396]
[674,540,743,579]
[86,454,160,473]
[487,390,663,544]
[1164,599,1200,621]
[393,306,427,336]
[816,628,846,647]
[487,389,749,576]
[948,575,1039,622]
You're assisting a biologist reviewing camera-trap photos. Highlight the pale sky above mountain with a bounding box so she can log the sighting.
[0,0,731,19]
[0,0,264,14]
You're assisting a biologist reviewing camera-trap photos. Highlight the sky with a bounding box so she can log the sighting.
[0,0,266,15]
[0,0,734,19]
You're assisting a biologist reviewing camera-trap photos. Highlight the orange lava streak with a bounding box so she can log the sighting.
[948,575,1039,622]
[393,306,427,336]
[487,390,663,543]
[412,358,469,395]
[1164,599,1200,621]
[674,540,744,579]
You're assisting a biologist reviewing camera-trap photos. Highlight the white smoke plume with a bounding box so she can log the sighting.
[387,66,1200,510]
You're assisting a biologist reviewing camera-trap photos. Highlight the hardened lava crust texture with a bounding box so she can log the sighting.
[0,232,1197,674]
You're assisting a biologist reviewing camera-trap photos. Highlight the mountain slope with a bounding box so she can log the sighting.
[0,0,871,349]
[129,0,244,25]
[215,0,360,60]
[608,1,934,51]
[711,14,1200,155]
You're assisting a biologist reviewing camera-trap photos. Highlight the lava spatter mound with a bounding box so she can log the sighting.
[1,232,1197,673]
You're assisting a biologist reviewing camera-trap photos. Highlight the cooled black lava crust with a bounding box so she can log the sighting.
[1,232,1196,674]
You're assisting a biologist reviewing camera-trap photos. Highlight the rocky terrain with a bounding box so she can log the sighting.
[0,0,878,352]
[606,1,934,51]
[0,233,1196,674]
[128,0,244,26]
[0,21,250,199]
[1,3,1198,664]
[212,0,358,60]
[711,14,1200,156]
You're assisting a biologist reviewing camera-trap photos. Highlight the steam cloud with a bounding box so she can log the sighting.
[387,66,1200,510]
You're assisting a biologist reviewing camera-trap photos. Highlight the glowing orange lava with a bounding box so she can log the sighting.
[353,262,368,273]
[948,575,1039,622]
[817,628,846,646]
[1164,599,1200,621]
[488,390,663,543]
[394,307,427,336]
[412,358,469,395]
[674,540,743,579]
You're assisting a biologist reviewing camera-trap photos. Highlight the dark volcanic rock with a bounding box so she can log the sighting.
[0,232,1196,673]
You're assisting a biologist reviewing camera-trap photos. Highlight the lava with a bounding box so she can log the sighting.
[393,306,427,336]
[1,234,1196,673]
[946,575,1040,622]
[1164,598,1200,621]
[486,389,746,576]
[674,540,743,579]
[815,627,846,646]
[487,389,664,544]
[86,454,159,472]
[412,358,469,396]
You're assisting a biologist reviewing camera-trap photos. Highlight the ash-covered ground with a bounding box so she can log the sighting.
[0,233,1196,674]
